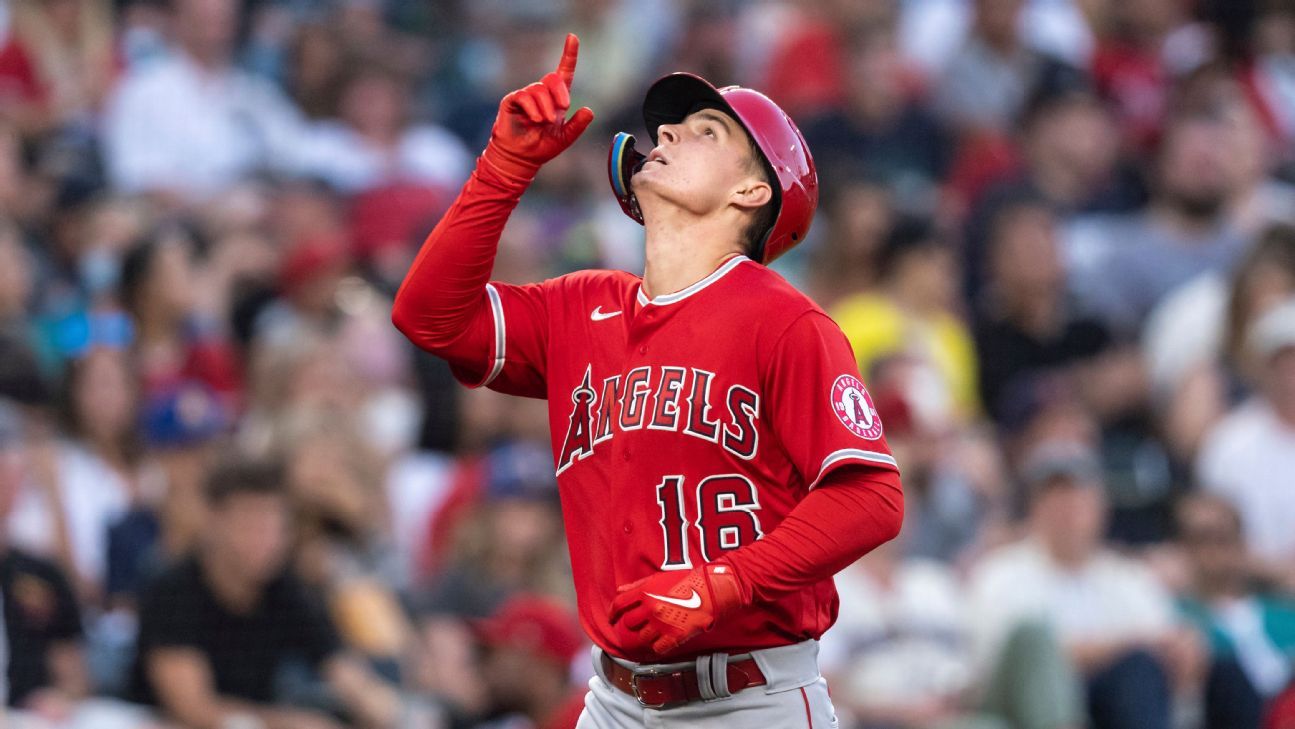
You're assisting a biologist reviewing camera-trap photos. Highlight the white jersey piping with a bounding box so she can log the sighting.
[636,255,750,307]
[482,283,506,387]
[809,448,899,490]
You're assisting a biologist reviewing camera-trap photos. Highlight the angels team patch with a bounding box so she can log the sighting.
[831,374,883,440]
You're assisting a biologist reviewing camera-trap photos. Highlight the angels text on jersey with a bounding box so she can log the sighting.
[556,363,759,475]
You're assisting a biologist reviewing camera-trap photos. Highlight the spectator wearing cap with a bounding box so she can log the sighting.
[1174,492,1295,729]
[968,441,1202,729]
[131,455,402,729]
[0,399,91,713]
[252,232,352,347]
[474,595,588,729]
[832,216,980,428]
[105,380,228,608]
[1197,297,1295,593]
[102,0,309,201]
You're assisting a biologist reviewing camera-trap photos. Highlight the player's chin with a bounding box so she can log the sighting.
[632,162,669,187]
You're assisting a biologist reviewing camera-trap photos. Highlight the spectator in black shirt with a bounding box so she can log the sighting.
[0,400,90,711]
[802,27,951,212]
[973,192,1113,425]
[132,456,401,729]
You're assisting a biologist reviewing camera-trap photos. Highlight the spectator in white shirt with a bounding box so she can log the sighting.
[1197,298,1295,592]
[969,441,1203,729]
[102,0,308,202]
[298,61,471,196]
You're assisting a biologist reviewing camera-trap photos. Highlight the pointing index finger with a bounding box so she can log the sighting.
[556,33,579,88]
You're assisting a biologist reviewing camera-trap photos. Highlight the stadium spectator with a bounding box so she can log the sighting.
[297,62,470,195]
[969,440,1202,729]
[960,63,1130,297]
[1197,297,1295,593]
[5,346,136,600]
[0,220,47,382]
[805,175,894,308]
[0,0,116,138]
[972,192,1114,425]
[102,0,308,200]
[934,0,1067,134]
[802,27,951,213]
[131,456,401,729]
[106,381,228,606]
[1251,1,1295,153]
[473,595,588,729]
[1064,99,1256,338]
[832,216,980,427]
[416,440,566,619]
[0,399,90,712]
[280,410,412,665]
[1145,224,1295,460]
[821,538,993,729]
[118,227,242,405]
[282,20,347,122]
[1174,492,1295,729]
[1090,0,1205,152]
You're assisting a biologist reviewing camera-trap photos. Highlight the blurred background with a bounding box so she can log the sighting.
[0,0,1293,727]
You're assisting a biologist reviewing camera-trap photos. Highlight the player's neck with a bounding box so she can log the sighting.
[642,214,744,300]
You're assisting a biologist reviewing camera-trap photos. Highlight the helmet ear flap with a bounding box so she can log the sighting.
[608,132,647,224]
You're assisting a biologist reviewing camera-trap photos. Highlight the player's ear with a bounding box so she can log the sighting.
[730,177,772,212]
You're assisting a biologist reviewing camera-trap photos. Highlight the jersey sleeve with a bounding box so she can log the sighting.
[763,310,899,489]
[435,280,551,399]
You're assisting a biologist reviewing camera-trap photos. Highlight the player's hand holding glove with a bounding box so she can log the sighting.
[482,32,595,186]
[608,562,745,655]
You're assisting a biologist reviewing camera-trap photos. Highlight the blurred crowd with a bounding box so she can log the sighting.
[0,0,1293,727]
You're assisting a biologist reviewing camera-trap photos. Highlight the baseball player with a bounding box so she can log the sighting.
[392,34,904,728]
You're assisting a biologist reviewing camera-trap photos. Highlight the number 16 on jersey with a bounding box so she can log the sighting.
[655,474,764,570]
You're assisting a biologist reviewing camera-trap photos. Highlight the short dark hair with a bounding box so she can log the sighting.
[877,215,943,279]
[740,136,777,260]
[205,456,286,507]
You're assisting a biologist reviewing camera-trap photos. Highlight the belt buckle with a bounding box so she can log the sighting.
[629,669,669,709]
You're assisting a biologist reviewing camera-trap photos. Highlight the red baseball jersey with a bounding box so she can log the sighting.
[437,255,898,662]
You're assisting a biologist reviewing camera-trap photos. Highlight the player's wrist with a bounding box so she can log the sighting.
[704,560,747,615]
[480,143,541,188]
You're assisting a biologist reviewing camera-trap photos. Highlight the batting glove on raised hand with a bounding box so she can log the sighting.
[482,33,595,185]
[608,562,744,656]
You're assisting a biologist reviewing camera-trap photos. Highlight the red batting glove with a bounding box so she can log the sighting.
[608,562,744,656]
[481,33,595,186]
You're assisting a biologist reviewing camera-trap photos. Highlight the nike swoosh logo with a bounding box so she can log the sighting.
[591,306,622,321]
[646,590,701,609]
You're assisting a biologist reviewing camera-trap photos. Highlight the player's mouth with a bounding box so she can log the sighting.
[647,150,668,165]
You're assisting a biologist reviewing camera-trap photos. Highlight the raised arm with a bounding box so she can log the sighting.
[391,33,593,354]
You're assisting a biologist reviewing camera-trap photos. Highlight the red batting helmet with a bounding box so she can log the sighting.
[608,73,818,264]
